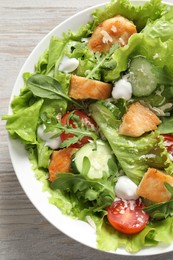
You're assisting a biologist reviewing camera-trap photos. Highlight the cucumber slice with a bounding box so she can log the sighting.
[129,56,159,97]
[71,140,114,179]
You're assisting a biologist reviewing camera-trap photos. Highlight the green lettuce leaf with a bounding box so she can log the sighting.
[39,98,67,123]
[47,36,66,74]
[10,87,35,113]
[36,140,52,168]
[35,49,49,74]
[96,216,173,253]
[91,0,167,32]
[104,34,173,82]
[2,99,43,144]
[90,103,173,184]
[151,216,173,244]
[142,6,173,42]
[96,219,157,253]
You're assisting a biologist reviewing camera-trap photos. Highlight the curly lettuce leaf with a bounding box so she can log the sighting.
[104,34,173,82]
[90,103,173,184]
[142,6,173,42]
[91,0,167,32]
[10,89,34,113]
[36,140,52,169]
[2,99,43,144]
[96,219,157,253]
[96,215,173,253]
[35,36,67,75]
[35,49,49,75]
[47,37,66,74]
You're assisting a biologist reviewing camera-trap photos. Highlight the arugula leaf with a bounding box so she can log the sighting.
[50,173,115,211]
[58,122,98,148]
[45,112,99,149]
[165,182,173,197]
[144,183,173,220]
[26,74,81,107]
[86,44,118,80]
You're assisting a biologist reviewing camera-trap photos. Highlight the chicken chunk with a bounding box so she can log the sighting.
[48,148,78,182]
[69,75,112,100]
[119,102,161,137]
[88,15,137,53]
[137,168,173,203]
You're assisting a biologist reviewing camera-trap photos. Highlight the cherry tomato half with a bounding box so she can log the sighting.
[107,199,149,235]
[60,110,97,148]
[162,134,173,156]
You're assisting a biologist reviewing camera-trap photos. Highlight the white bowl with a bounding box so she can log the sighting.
[8,0,173,256]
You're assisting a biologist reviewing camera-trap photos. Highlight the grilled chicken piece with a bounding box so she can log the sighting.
[88,15,137,53]
[69,75,112,100]
[119,102,161,137]
[48,148,78,182]
[137,168,173,203]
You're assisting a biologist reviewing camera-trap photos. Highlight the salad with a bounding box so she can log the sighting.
[3,0,173,254]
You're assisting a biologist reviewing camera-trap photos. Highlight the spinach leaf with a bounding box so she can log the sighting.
[26,74,81,107]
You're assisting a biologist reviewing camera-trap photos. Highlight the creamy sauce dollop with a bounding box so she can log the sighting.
[115,175,139,200]
[37,124,61,150]
[112,78,132,100]
[59,55,79,73]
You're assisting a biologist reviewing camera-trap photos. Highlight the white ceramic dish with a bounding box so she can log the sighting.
[8,0,173,256]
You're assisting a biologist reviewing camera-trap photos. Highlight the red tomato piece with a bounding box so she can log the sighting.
[60,110,97,148]
[162,134,173,155]
[107,199,149,235]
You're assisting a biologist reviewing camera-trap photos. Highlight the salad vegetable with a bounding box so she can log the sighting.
[3,0,173,254]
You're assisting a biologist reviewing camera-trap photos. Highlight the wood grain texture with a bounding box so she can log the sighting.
[1,0,173,259]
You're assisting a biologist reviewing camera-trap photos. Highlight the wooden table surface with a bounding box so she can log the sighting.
[1,0,173,259]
